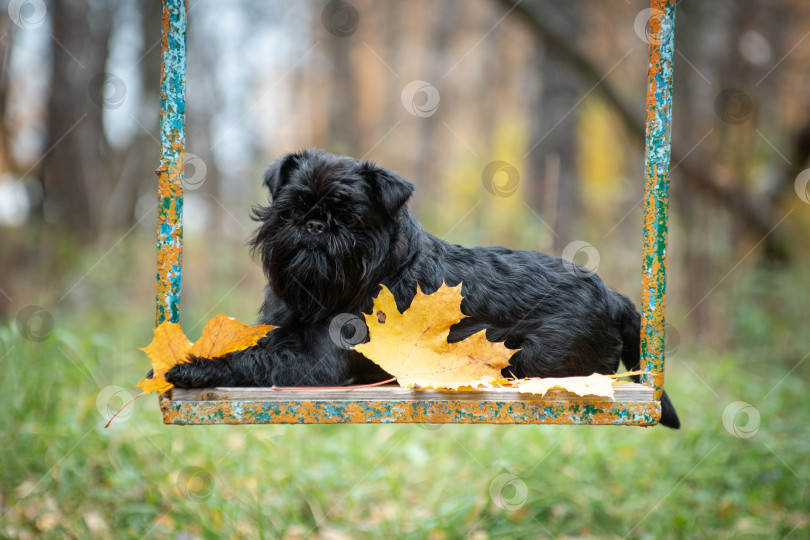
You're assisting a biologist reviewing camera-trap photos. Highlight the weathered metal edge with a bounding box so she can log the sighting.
[640,0,675,400]
[155,0,186,326]
[170,383,654,402]
[159,395,661,426]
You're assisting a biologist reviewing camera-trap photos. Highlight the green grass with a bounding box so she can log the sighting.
[1,307,809,539]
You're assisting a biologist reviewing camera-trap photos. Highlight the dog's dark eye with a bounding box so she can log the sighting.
[285,209,303,221]
[345,215,358,227]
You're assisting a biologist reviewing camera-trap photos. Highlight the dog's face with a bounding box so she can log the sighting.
[251,150,415,321]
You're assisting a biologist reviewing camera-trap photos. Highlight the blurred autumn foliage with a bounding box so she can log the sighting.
[1,0,809,351]
[3,4,810,537]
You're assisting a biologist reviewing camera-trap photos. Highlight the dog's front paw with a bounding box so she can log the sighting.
[166,361,205,388]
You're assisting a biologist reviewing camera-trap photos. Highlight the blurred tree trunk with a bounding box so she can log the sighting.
[523,2,581,253]
[479,3,502,157]
[382,1,402,130]
[185,3,224,236]
[673,0,791,342]
[0,17,14,318]
[414,0,458,189]
[327,34,360,155]
[0,17,15,175]
[500,0,790,256]
[105,0,162,232]
[41,0,113,243]
[670,2,733,343]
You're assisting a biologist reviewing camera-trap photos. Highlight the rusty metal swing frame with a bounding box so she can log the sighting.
[154,0,675,426]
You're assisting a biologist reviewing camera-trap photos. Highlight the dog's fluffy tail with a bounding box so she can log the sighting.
[616,294,681,429]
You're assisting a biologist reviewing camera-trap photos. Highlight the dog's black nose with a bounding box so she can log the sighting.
[305,219,326,235]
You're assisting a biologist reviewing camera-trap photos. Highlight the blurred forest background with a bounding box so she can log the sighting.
[2,0,810,538]
[1,0,809,348]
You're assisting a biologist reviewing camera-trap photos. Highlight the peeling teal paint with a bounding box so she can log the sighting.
[155,0,186,325]
[640,0,675,400]
[159,396,661,426]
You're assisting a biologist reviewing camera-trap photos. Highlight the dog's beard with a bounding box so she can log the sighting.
[259,223,385,321]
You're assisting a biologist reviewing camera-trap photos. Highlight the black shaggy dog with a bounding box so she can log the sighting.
[166,149,680,428]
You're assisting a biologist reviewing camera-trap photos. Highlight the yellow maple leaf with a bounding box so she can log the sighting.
[515,373,616,400]
[354,283,518,389]
[190,313,277,358]
[136,321,192,394]
[136,315,277,394]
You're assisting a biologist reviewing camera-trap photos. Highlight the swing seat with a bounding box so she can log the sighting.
[152,0,676,427]
[161,383,659,425]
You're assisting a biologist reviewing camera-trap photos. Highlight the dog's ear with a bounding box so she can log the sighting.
[362,162,415,217]
[262,153,300,199]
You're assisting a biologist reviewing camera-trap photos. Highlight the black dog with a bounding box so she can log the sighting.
[166,150,680,428]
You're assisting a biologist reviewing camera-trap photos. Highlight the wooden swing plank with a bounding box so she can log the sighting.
[160,383,660,426]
